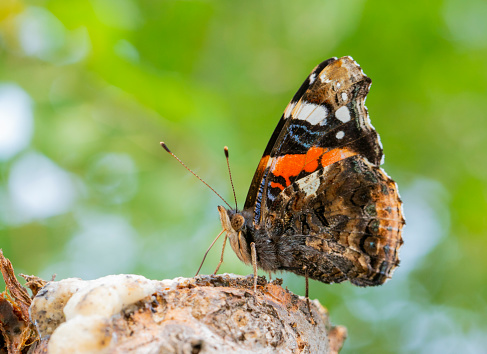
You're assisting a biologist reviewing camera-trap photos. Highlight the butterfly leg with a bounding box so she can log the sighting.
[213,232,228,275]
[251,242,258,293]
[195,229,225,276]
[303,265,314,322]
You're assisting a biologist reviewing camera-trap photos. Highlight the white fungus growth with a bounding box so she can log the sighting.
[30,274,160,354]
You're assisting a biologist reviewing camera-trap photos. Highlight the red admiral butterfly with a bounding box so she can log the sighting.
[164,56,404,288]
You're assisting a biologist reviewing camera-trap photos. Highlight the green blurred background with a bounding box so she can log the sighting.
[1,0,486,352]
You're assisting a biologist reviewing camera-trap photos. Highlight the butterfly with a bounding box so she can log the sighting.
[216,56,404,287]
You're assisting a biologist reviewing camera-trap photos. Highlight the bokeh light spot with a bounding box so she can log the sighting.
[0,84,33,161]
[8,152,77,223]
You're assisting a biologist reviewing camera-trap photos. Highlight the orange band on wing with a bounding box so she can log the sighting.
[271,146,356,187]
[270,181,285,191]
[321,147,356,168]
[271,147,325,186]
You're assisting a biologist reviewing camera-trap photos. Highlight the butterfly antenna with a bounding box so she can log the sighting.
[160,142,232,209]
[224,146,238,210]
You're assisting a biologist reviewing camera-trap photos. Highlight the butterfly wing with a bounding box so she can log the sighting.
[243,56,404,285]
[244,57,381,221]
[243,58,336,220]
[267,153,404,285]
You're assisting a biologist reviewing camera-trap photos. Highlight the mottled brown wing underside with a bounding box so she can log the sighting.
[268,156,404,285]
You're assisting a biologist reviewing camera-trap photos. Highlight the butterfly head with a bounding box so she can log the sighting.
[217,206,252,266]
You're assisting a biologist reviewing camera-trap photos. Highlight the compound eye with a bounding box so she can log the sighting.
[231,214,244,231]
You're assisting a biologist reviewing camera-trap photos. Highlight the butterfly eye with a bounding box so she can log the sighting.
[231,214,245,231]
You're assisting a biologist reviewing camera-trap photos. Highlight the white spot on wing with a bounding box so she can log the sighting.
[341,92,348,101]
[284,102,296,119]
[293,102,328,125]
[335,106,351,123]
[309,73,316,84]
[307,105,328,125]
[320,71,331,84]
[296,173,320,196]
[336,131,345,139]
[294,102,315,120]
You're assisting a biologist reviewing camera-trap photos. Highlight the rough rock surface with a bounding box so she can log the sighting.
[29,274,346,353]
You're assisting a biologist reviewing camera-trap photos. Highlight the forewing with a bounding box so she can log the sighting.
[243,58,335,222]
[244,57,383,225]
